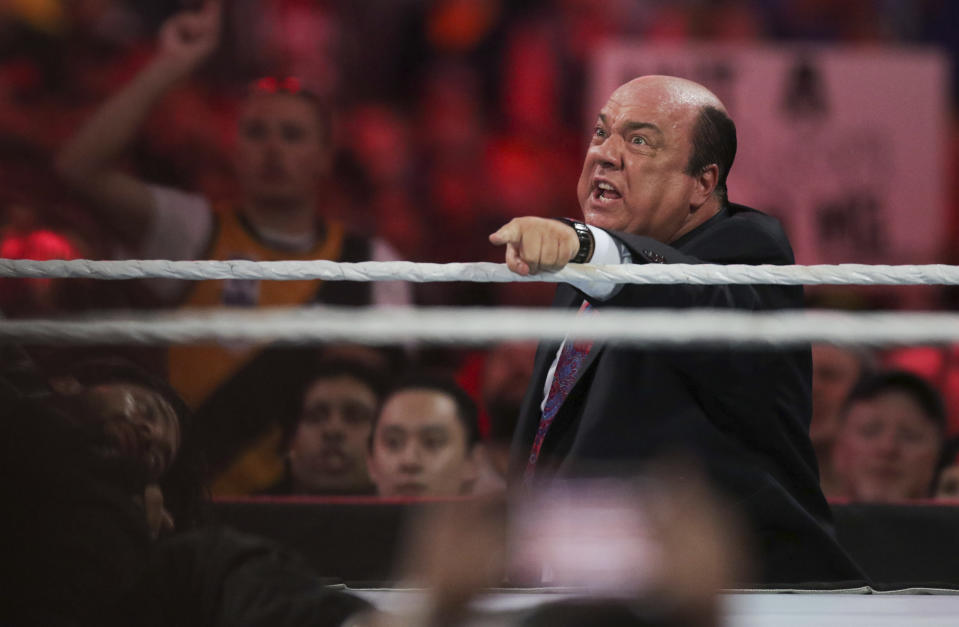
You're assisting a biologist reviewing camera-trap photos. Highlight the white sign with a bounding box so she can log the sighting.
[590,44,950,265]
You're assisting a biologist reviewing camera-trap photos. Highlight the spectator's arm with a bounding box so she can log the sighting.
[54,1,222,249]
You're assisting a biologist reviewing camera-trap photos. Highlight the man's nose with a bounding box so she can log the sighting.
[588,134,624,170]
[262,132,283,156]
[321,416,346,442]
[398,443,423,471]
[876,432,901,457]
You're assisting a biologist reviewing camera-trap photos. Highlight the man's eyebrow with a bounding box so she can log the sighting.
[622,120,663,136]
[595,114,663,137]
[418,425,451,437]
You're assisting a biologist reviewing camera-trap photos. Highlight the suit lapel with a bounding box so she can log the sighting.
[508,286,607,478]
[508,339,559,477]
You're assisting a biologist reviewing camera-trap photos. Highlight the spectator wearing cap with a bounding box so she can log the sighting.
[832,370,948,502]
[368,377,480,497]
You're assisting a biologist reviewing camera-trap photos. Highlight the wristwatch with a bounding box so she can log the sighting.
[557,218,595,264]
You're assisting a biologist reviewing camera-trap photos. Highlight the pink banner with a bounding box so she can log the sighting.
[591,45,950,265]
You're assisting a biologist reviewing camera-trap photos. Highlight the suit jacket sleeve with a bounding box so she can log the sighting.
[581,213,799,313]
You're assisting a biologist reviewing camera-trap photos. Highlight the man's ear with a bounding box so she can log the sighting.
[691,163,719,209]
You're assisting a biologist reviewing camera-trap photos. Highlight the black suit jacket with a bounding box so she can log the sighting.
[509,203,864,585]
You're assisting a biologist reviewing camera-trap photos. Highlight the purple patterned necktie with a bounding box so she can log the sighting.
[525,301,593,479]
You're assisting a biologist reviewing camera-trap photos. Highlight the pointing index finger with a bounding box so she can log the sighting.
[489,221,520,246]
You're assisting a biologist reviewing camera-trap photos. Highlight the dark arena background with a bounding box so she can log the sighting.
[2,1,959,626]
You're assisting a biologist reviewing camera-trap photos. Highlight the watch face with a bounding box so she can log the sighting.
[572,224,593,263]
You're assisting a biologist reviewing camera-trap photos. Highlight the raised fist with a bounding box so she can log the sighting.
[156,1,222,74]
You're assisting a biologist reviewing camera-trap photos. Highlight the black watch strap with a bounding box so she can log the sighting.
[557,218,594,264]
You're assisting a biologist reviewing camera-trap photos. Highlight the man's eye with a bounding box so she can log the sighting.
[594,126,607,138]
[423,437,447,450]
[242,122,266,140]
[631,136,646,145]
[381,432,404,450]
[899,429,926,444]
[385,437,403,451]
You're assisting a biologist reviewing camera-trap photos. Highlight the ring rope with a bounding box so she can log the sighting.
[3,307,959,346]
[3,259,959,285]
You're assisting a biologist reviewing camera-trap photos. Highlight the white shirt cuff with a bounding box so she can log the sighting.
[566,225,627,301]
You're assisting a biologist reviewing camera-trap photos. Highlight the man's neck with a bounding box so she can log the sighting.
[668,197,723,243]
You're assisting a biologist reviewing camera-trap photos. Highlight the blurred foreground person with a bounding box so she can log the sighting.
[368,377,480,497]
[356,465,746,627]
[489,75,862,583]
[832,371,947,503]
[55,0,409,495]
[1,349,372,626]
[810,344,874,497]
[267,359,386,495]
[1,351,193,624]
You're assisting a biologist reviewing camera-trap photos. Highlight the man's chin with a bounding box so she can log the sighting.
[391,482,429,496]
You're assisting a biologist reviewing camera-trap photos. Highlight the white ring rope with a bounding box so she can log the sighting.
[3,259,959,285]
[3,306,959,346]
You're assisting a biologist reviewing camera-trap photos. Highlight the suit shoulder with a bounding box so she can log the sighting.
[703,204,796,265]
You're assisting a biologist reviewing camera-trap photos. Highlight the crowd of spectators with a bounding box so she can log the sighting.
[3,0,957,491]
[0,0,958,491]
[2,0,958,306]
[5,1,959,623]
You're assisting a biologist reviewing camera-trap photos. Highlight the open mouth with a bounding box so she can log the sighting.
[593,180,622,201]
[315,449,349,472]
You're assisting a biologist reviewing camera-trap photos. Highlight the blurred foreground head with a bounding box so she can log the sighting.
[385,461,747,627]
[47,356,202,534]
